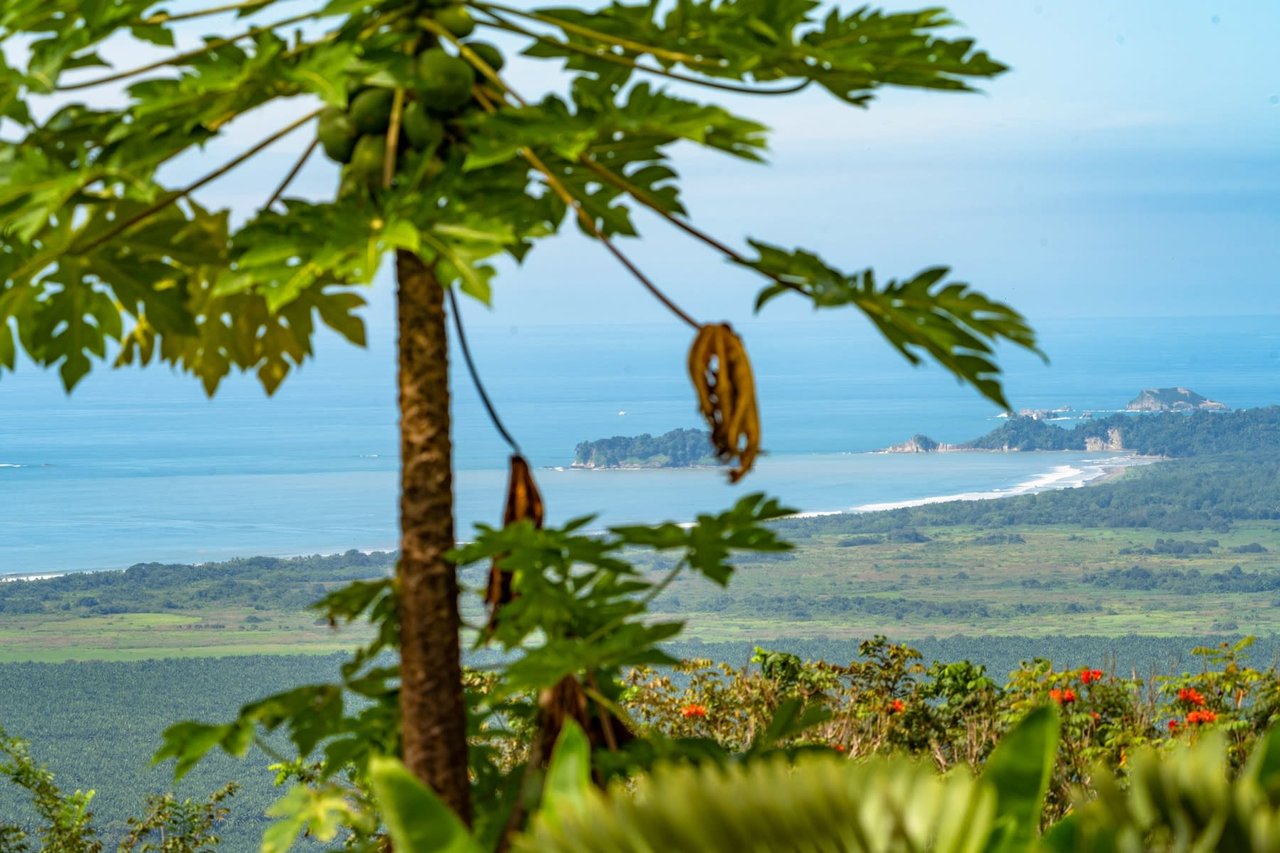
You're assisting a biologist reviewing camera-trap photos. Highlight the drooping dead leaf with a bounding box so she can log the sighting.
[688,323,761,482]
[485,454,544,631]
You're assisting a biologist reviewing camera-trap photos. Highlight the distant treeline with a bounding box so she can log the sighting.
[961,406,1280,456]
[574,427,715,468]
[776,454,1280,536]
[0,550,397,616]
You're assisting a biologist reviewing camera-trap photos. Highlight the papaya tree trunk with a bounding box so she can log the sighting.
[395,249,471,824]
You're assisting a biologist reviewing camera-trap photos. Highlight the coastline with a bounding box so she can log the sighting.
[794,453,1157,518]
[3,453,1156,580]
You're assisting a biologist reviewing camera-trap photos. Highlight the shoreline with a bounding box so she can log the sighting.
[4,454,1157,582]
[792,453,1156,518]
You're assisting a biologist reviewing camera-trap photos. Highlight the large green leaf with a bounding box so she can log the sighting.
[367,756,483,853]
[1047,723,1280,852]
[540,720,592,822]
[515,752,1001,852]
[980,706,1058,853]
[746,242,1042,410]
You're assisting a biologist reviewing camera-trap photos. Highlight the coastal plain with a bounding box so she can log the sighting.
[3,516,1279,663]
[654,520,1280,643]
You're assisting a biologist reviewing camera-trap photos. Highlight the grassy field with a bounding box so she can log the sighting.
[651,521,1280,643]
[2,520,1279,662]
[0,607,374,663]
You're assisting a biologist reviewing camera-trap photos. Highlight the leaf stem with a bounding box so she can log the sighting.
[55,12,317,92]
[443,283,523,455]
[384,88,406,189]
[468,1,718,68]
[455,13,806,307]
[77,109,321,256]
[135,0,274,25]
[263,138,317,211]
[524,145,700,330]
[578,155,809,299]
[477,11,812,97]
[464,72,701,330]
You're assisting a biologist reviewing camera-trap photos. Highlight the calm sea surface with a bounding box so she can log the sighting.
[2,315,1277,574]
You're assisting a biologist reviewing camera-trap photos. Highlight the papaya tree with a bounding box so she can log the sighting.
[0,0,1040,829]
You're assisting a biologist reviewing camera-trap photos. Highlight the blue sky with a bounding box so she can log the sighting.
[18,1,1280,338]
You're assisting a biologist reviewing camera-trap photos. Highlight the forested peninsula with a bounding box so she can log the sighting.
[573,427,715,469]
[885,405,1280,458]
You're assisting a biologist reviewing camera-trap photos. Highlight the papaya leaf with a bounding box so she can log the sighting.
[980,705,1059,853]
[367,756,483,853]
[745,241,1042,410]
[541,721,592,820]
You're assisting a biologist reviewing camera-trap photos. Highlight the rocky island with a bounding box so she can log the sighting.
[1127,387,1229,413]
[573,428,717,469]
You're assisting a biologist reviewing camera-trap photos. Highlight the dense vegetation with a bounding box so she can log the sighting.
[573,428,715,469]
[0,551,395,617]
[958,405,1280,456]
[780,453,1280,535]
[12,636,1280,849]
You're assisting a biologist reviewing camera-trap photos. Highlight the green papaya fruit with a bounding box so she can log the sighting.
[350,134,388,181]
[402,100,445,152]
[466,41,504,72]
[413,49,475,113]
[348,88,395,135]
[434,5,475,38]
[317,108,358,163]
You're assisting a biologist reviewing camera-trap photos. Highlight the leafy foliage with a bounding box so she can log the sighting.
[0,1,1046,849]
[514,712,1057,853]
[0,0,1029,404]
[1,727,232,853]
[1044,724,1280,852]
[748,243,1042,409]
[0,727,101,852]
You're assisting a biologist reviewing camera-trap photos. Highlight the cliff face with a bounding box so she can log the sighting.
[1127,388,1228,413]
[1085,427,1125,452]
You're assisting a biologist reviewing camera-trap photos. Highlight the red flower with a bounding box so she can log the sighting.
[1080,668,1104,685]
[1090,711,1101,722]
[1049,688,1076,706]
[680,704,707,719]
[1187,709,1218,725]
[1178,688,1206,707]
[889,699,906,714]
[1167,719,1180,732]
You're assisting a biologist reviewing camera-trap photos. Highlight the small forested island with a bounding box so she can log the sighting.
[883,404,1280,458]
[573,427,716,469]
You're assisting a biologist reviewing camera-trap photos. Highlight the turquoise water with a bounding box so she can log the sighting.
[1,315,1278,574]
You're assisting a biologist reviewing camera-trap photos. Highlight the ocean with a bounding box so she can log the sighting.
[1,314,1277,575]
